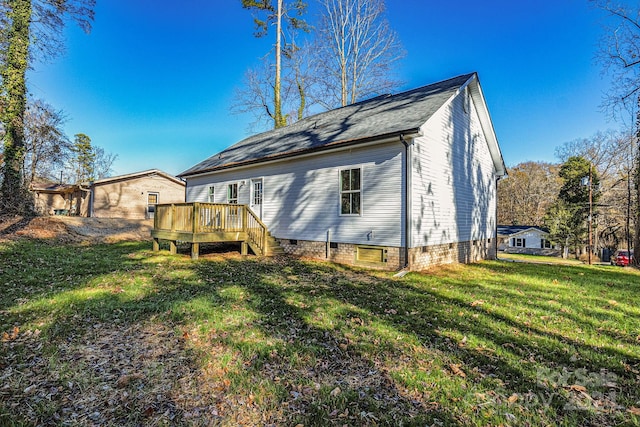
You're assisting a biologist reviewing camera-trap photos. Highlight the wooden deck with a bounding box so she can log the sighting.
[151,203,282,259]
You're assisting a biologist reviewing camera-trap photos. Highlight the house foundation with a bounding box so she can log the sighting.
[277,238,496,271]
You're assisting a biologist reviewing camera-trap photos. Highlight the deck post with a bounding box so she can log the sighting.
[242,206,248,232]
[153,238,159,252]
[241,241,248,255]
[191,243,199,260]
[193,203,200,234]
[262,227,268,256]
[170,240,177,255]
[170,204,176,232]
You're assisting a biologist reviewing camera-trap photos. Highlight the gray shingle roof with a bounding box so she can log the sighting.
[497,225,549,236]
[179,73,476,177]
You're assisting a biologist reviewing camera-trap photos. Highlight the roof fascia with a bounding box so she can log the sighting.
[93,169,185,187]
[466,75,507,177]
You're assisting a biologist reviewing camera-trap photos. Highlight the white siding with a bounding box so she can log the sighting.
[185,143,404,247]
[411,87,497,247]
[508,230,550,249]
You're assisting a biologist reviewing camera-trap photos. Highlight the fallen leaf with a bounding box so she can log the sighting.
[568,384,587,393]
[470,300,484,307]
[449,364,466,378]
[507,393,518,403]
[330,386,341,397]
[628,407,640,416]
[116,373,143,388]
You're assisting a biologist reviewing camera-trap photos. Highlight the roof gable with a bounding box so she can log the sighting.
[92,169,184,187]
[180,73,487,177]
[497,225,549,237]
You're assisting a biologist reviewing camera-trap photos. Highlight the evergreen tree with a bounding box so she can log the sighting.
[71,133,95,183]
[545,156,601,258]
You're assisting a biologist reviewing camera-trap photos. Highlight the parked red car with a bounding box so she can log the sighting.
[611,250,634,266]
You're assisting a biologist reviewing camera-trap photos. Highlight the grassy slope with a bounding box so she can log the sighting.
[1,240,639,426]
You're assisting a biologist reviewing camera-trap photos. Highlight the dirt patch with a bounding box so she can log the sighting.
[0,215,153,244]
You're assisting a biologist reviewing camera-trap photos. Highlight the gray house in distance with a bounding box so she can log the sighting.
[179,73,506,270]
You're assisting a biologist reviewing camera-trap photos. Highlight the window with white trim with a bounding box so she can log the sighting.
[541,238,553,249]
[228,183,238,204]
[208,186,215,203]
[340,168,361,215]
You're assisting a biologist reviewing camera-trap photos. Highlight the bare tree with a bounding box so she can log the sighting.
[592,0,640,262]
[92,145,117,180]
[23,99,70,186]
[555,130,636,252]
[313,0,404,108]
[497,161,561,226]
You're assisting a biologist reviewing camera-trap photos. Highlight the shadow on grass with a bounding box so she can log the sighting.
[1,240,639,425]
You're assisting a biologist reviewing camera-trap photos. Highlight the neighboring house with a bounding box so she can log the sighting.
[32,169,185,220]
[179,73,506,270]
[497,225,560,256]
[32,182,87,216]
[89,169,185,219]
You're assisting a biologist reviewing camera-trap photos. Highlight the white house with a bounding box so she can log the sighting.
[497,225,560,255]
[179,73,506,270]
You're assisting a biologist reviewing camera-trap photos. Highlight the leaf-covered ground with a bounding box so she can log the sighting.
[1,238,639,426]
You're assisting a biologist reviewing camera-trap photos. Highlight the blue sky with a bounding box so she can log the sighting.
[28,0,618,177]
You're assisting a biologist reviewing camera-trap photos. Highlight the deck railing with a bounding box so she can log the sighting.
[153,202,269,256]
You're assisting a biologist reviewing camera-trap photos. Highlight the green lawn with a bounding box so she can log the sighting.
[1,240,639,426]
[498,252,585,265]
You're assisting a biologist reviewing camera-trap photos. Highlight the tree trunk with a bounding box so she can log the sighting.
[1,0,32,214]
[634,98,640,266]
[273,0,285,128]
[634,150,640,265]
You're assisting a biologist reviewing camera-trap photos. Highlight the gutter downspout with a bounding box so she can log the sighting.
[400,135,411,269]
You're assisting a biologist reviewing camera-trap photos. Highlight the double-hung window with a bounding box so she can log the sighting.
[340,168,361,215]
[208,186,215,203]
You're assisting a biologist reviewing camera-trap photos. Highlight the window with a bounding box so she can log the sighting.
[208,186,215,203]
[228,183,238,204]
[340,168,361,215]
[147,193,158,219]
[541,238,553,249]
[512,238,525,248]
[147,193,158,212]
